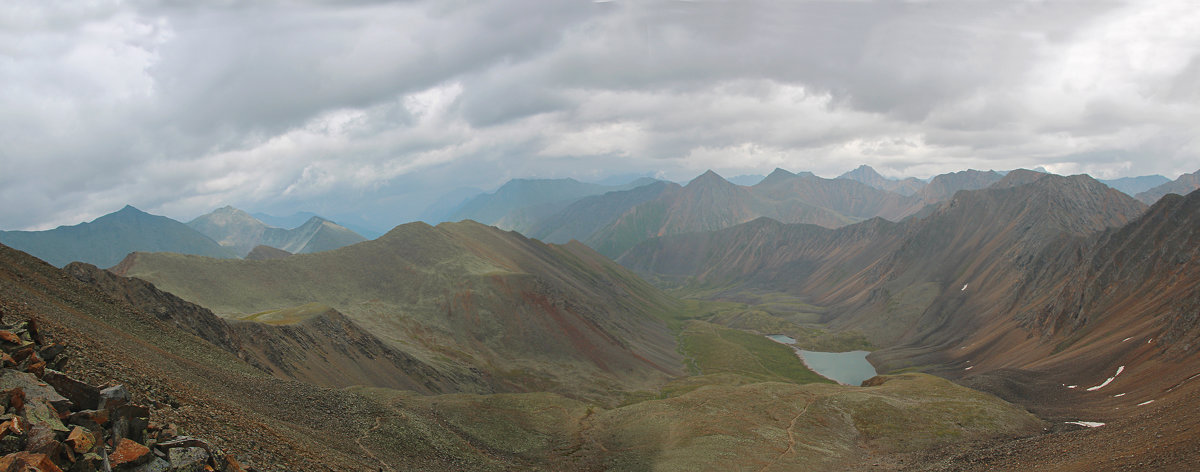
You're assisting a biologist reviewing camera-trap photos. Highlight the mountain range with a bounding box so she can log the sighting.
[3,165,1200,469]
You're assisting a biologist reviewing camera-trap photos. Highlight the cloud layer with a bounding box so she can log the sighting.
[2,0,1198,230]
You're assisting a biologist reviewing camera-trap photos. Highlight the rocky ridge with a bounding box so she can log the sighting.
[0,313,245,471]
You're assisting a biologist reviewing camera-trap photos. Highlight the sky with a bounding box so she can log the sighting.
[2,0,1199,231]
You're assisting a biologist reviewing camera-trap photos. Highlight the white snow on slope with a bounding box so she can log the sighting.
[1086,365,1125,391]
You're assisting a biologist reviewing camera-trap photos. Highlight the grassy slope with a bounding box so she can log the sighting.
[116,221,684,401]
[350,373,1043,471]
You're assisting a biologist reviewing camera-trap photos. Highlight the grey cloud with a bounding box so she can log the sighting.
[2,0,1198,231]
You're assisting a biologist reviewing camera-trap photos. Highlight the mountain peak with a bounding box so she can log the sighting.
[686,170,732,188]
[839,164,886,181]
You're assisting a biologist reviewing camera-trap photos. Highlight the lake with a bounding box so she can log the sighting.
[766,334,878,386]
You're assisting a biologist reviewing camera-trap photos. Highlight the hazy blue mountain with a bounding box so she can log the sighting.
[0,205,236,268]
[189,206,366,257]
[446,177,658,234]
[528,180,681,244]
[1135,169,1200,205]
[1099,175,1170,196]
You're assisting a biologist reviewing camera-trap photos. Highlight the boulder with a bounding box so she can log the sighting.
[0,451,63,472]
[97,385,130,412]
[42,370,100,411]
[167,447,209,472]
[0,370,71,413]
[110,438,151,468]
[65,426,95,454]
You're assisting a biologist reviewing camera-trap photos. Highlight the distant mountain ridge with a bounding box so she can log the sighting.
[446,177,660,234]
[1136,169,1200,204]
[1100,174,1170,196]
[837,165,925,195]
[0,205,236,268]
[583,168,930,258]
[188,206,365,257]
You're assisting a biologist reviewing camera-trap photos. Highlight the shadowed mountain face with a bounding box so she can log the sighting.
[0,205,235,268]
[113,220,684,400]
[188,206,365,257]
[1136,168,1200,205]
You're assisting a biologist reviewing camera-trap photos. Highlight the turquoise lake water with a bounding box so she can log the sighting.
[765,334,877,386]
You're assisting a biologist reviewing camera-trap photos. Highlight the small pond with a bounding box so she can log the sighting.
[797,350,877,386]
[766,334,878,386]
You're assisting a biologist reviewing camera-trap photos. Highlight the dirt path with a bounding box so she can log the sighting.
[355,415,395,472]
[757,396,816,472]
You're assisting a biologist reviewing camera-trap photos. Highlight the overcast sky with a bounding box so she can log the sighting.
[3,0,1199,231]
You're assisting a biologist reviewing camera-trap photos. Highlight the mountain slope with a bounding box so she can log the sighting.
[1135,169,1200,204]
[113,220,684,400]
[188,206,365,257]
[0,205,235,268]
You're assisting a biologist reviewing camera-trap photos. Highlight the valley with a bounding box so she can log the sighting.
[1,166,1198,470]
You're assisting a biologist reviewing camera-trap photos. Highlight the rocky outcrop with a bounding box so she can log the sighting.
[0,315,246,471]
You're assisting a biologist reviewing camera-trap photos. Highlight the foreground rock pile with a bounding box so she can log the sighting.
[0,315,246,471]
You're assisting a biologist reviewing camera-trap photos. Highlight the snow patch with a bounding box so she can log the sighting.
[1067,385,1077,389]
[1138,400,1154,406]
[1113,393,1125,397]
[961,284,968,291]
[1122,337,1132,342]
[1065,421,1105,428]
[965,366,974,371]
[1086,366,1125,391]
